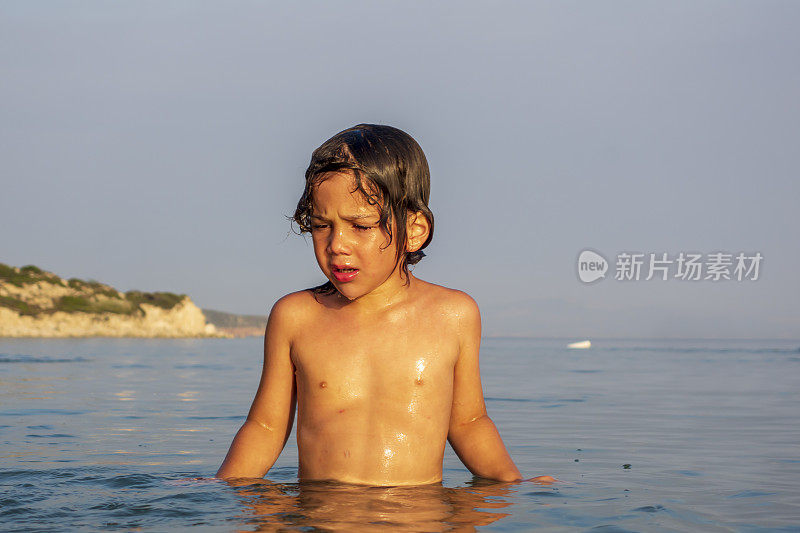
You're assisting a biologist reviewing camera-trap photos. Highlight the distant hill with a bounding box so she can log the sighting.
[0,262,220,338]
[202,309,267,328]
[203,309,266,337]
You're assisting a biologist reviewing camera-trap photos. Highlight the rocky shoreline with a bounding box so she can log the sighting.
[0,263,223,338]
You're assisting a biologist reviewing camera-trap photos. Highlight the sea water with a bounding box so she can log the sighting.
[1,337,798,531]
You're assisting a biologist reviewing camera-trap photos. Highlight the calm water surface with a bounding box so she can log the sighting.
[1,337,799,531]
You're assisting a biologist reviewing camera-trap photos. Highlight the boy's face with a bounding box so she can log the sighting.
[309,171,402,302]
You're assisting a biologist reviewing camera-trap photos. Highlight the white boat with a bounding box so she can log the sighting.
[567,340,591,349]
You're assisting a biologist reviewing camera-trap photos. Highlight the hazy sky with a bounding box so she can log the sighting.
[2,2,798,338]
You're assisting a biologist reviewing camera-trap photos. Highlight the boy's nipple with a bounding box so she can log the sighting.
[319,381,327,389]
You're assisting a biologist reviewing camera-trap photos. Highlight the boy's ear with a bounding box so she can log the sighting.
[405,210,430,253]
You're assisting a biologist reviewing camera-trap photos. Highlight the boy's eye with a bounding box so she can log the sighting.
[310,221,374,231]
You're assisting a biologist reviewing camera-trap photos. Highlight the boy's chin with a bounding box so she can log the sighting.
[328,281,359,301]
[331,281,386,302]
[334,288,356,301]
[328,271,404,302]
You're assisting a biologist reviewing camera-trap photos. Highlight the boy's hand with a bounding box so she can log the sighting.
[525,475,558,484]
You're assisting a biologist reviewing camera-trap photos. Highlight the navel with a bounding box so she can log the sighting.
[319,381,327,389]
[415,378,424,386]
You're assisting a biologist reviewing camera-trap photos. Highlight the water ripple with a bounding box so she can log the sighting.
[729,490,776,498]
[99,473,161,489]
[526,490,563,498]
[0,355,91,364]
[633,504,666,513]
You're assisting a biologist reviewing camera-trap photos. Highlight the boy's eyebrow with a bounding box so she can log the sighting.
[310,213,378,221]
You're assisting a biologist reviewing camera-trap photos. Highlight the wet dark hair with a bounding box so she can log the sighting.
[293,124,434,294]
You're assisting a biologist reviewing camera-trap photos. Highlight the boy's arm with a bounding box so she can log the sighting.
[447,293,522,482]
[215,296,298,479]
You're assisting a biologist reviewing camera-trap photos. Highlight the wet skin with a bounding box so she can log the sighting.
[293,283,459,484]
[217,171,522,485]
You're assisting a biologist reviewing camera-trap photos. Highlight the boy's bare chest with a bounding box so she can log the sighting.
[290,310,458,397]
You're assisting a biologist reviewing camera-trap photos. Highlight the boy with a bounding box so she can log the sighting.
[217,124,549,485]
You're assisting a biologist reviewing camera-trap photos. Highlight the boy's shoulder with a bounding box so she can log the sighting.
[411,278,481,325]
[269,289,319,318]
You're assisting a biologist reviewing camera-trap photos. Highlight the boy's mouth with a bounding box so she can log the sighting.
[332,266,359,282]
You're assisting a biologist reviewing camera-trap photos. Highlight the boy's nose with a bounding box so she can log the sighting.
[327,228,350,255]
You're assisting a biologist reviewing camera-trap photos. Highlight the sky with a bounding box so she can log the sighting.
[1,2,798,339]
